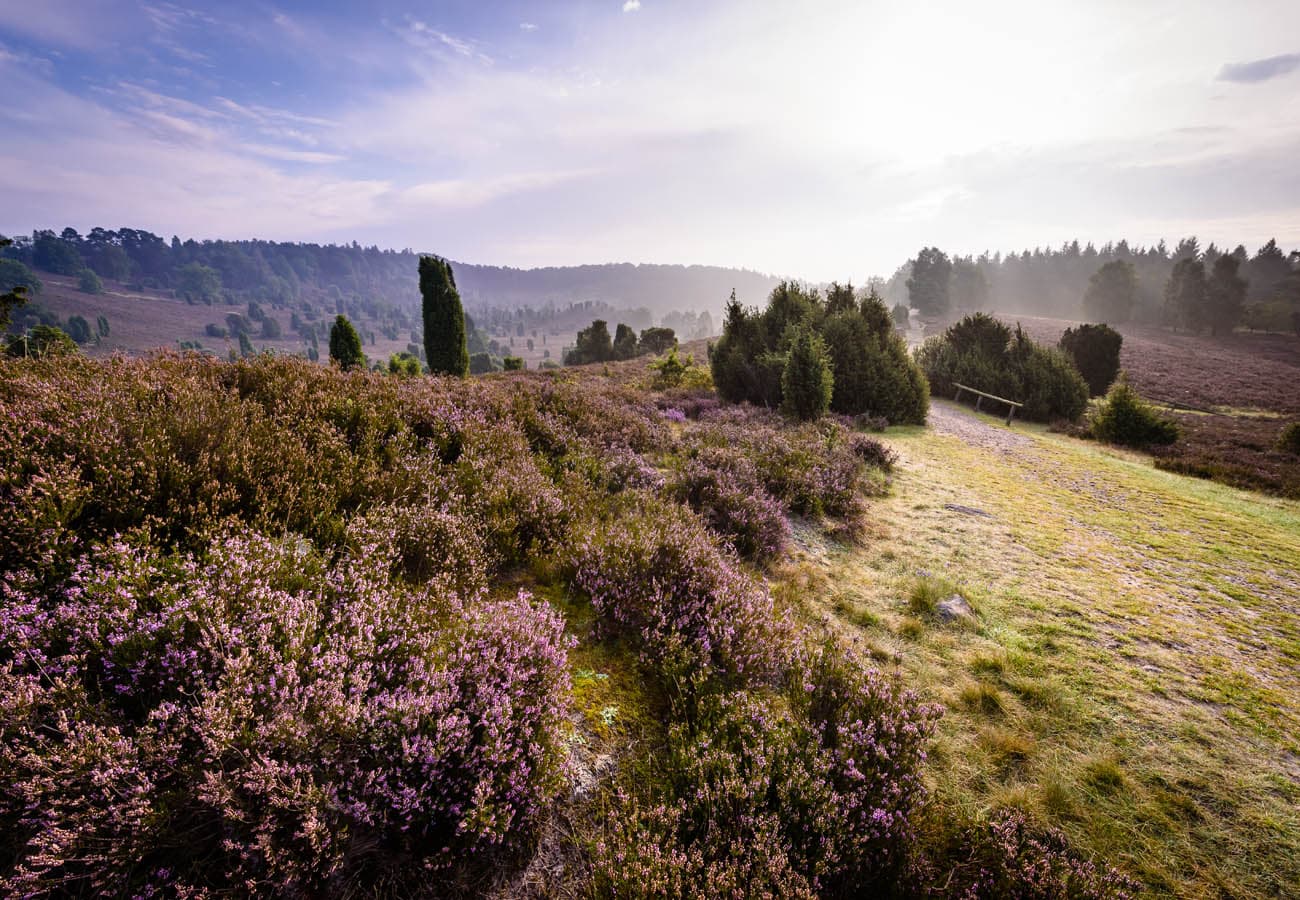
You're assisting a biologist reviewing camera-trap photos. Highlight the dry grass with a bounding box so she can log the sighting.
[781,398,1300,898]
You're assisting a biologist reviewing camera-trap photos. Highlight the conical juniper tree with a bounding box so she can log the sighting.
[421,256,469,376]
[329,314,364,370]
[781,325,834,421]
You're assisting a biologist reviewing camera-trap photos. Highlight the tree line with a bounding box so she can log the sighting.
[901,238,1300,333]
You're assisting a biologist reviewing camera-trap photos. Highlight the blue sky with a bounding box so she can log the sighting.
[1,0,1298,280]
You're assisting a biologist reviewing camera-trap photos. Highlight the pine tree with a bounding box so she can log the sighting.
[329,314,364,370]
[1205,254,1248,336]
[1083,260,1137,323]
[420,256,469,376]
[1164,258,1207,332]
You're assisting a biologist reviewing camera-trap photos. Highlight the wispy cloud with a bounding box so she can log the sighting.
[2,1,1300,276]
[400,18,492,64]
[401,169,597,210]
[1217,52,1300,83]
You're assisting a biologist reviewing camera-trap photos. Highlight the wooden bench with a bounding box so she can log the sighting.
[952,382,1023,426]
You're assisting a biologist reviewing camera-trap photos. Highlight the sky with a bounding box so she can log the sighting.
[0,0,1298,282]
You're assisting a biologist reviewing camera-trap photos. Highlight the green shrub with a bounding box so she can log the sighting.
[1275,421,1300,455]
[780,325,833,421]
[64,315,93,344]
[1059,323,1122,396]
[502,355,524,371]
[1089,377,1179,447]
[917,316,1088,422]
[387,352,421,376]
[712,285,928,423]
[822,301,929,424]
[76,269,103,295]
[469,352,493,374]
[6,325,78,358]
[328,314,364,370]
[1009,335,1089,422]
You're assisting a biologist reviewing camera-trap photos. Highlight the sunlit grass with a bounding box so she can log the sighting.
[782,399,1300,898]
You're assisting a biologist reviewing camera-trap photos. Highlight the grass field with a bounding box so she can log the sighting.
[781,399,1300,898]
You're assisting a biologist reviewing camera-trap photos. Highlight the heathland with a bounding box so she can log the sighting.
[2,256,1298,897]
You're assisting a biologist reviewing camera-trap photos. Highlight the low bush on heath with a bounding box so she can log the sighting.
[922,809,1136,898]
[1059,323,1123,397]
[1089,377,1180,447]
[566,498,792,685]
[1277,421,1300,456]
[917,314,1089,422]
[670,447,790,561]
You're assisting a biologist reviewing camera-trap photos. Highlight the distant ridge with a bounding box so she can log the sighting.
[1,227,784,318]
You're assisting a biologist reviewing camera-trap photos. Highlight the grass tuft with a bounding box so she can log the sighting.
[959,682,1004,715]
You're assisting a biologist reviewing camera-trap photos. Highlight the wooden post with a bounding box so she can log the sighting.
[1005,404,1015,426]
[975,395,983,412]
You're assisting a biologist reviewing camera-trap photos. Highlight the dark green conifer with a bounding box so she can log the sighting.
[421,256,469,376]
[329,314,364,370]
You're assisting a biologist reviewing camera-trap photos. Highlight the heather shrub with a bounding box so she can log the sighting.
[671,446,789,561]
[847,432,897,471]
[1059,323,1123,396]
[0,530,573,894]
[567,498,791,685]
[347,501,489,595]
[656,388,720,420]
[931,809,1136,899]
[455,420,570,562]
[1089,377,1179,447]
[693,406,864,516]
[593,639,941,897]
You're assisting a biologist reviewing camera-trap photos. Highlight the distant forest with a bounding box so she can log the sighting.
[885,237,1300,331]
[4,228,1298,345]
[0,227,778,339]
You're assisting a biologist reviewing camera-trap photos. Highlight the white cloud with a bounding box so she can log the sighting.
[622,1,641,12]
[520,22,539,32]
[4,0,1300,278]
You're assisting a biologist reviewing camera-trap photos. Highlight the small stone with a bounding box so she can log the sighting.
[944,503,992,518]
[936,594,975,622]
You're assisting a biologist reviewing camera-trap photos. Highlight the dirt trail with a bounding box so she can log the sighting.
[926,400,1035,454]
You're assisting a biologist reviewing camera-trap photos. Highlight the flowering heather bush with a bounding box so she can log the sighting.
[656,388,722,421]
[0,530,573,894]
[935,809,1136,899]
[567,498,791,686]
[692,405,865,516]
[593,639,941,898]
[847,432,898,471]
[670,446,789,561]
